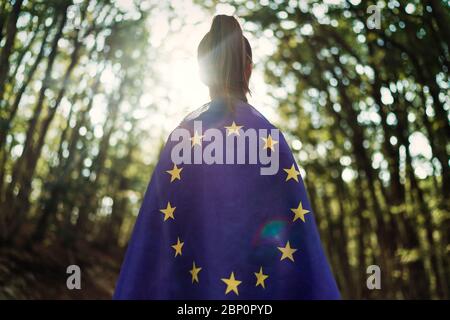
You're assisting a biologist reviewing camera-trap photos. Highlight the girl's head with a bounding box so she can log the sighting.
[198,15,252,104]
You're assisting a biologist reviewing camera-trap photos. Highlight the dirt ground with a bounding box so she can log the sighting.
[0,242,124,299]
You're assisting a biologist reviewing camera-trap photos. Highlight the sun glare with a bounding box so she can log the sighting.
[144,2,279,134]
[129,1,281,164]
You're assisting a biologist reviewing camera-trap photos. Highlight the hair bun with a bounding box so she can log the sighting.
[209,15,243,47]
[210,15,242,32]
[198,15,252,107]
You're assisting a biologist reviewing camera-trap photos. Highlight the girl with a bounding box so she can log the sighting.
[114,15,340,300]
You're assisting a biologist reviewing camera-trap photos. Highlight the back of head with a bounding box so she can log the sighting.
[198,15,252,108]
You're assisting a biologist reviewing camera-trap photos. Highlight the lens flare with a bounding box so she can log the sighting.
[252,216,291,247]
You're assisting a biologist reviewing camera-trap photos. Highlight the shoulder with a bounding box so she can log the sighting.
[167,100,290,151]
[238,100,278,131]
[177,99,278,131]
[181,102,212,124]
[238,101,292,155]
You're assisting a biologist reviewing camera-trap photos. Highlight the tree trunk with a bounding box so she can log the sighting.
[32,72,103,243]
[0,0,23,103]
[75,81,125,239]
[0,22,53,198]
[0,6,70,242]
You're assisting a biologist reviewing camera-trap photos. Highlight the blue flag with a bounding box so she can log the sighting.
[114,98,340,299]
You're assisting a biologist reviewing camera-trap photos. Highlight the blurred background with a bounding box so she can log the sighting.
[0,0,448,299]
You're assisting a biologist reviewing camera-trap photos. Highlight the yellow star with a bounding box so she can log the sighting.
[190,130,204,147]
[221,272,242,295]
[189,261,202,283]
[171,237,184,257]
[224,121,243,136]
[160,202,176,221]
[166,164,183,182]
[278,241,297,262]
[262,134,278,151]
[254,267,269,289]
[291,201,310,222]
[283,164,300,182]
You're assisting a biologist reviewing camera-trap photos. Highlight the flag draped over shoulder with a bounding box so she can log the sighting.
[113,98,340,300]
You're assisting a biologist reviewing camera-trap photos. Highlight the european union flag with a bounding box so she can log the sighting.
[114,98,340,299]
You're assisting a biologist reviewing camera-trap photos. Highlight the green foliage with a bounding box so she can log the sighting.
[199,0,450,299]
[0,0,448,299]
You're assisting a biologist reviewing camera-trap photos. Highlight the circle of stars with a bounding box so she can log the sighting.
[156,121,311,295]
